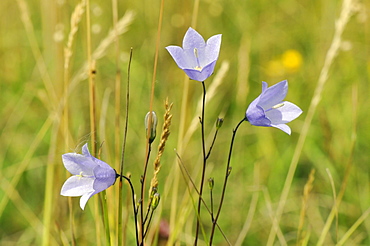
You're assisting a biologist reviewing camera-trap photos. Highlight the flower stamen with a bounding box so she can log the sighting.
[272,103,285,109]
[193,48,202,71]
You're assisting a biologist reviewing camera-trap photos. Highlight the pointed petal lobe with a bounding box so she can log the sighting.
[270,124,292,135]
[265,101,302,124]
[258,80,288,109]
[183,27,206,49]
[80,191,95,210]
[62,153,95,176]
[60,176,94,197]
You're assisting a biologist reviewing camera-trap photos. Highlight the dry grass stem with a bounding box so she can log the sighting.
[70,11,135,87]
[267,0,358,244]
[235,163,260,246]
[16,0,57,107]
[64,0,86,71]
[297,169,315,245]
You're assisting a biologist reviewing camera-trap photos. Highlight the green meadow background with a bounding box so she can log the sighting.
[0,0,369,245]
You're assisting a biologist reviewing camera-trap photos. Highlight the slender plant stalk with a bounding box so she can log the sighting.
[85,0,103,244]
[206,126,220,160]
[139,0,164,244]
[42,121,59,246]
[337,206,370,246]
[140,145,152,244]
[175,150,231,245]
[169,1,199,243]
[122,183,131,244]
[234,163,260,246]
[85,0,96,154]
[316,83,358,245]
[63,2,85,244]
[266,0,356,244]
[122,175,140,246]
[100,190,111,246]
[194,81,207,245]
[15,2,58,243]
[118,48,133,246]
[209,181,214,219]
[16,0,57,108]
[110,0,121,243]
[209,118,245,245]
[111,0,121,172]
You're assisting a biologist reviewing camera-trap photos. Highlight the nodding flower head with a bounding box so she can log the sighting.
[60,143,118,210]
[166,27,222,82]
[245,80,302,135]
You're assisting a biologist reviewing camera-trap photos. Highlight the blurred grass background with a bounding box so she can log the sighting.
[0,0,369,245]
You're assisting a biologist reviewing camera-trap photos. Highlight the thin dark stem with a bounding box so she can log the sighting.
[176,150,231,245]
[118,48,132,246]
[175,150,212,214]
[140,144,152,244]
[194,81,207,245]
[206,128,219,160]
[143,208,155,238]
[210,182,214,220]
[209,118,246,245]
[121,175,140,246]
[143,193,154,226]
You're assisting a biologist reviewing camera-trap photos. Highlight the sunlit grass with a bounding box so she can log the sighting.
[0,0,369,245]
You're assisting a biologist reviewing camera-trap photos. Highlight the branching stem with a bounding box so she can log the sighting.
[209,118,246,245]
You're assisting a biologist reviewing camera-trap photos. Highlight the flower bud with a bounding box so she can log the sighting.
[151,193,160,210]
[150,187,158,198]
[216,118,224,129]
[145,111,157,143]
[227,166,232,176]
[208,178,214,190]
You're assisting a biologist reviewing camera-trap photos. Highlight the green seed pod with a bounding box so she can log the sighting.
[145,111,157,143]
[216,118,224,129]
[151,193,160,210]
[208,178,214,190]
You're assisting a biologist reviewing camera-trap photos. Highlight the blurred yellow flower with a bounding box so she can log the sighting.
[281,49,303,73]
[266,49,303,77]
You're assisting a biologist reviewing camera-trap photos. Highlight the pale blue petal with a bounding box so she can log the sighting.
[270,124,291,135]
[183,60,217,81]
[183,27,205,50]
[82,143,113,171]
[62,153,95,176]
[93,157,114,171]
[261,81,268,92]
[246,104,271,127]
[60,176,94,196]
[265,101,302,124]
[187,46,207,68]
[93,166,117,188]
[80,190,95,210]
[204,34,222,65]
[166,46,192,69]
[93,178,114,194]
[258,80,288,110]
[82,143,91,157]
